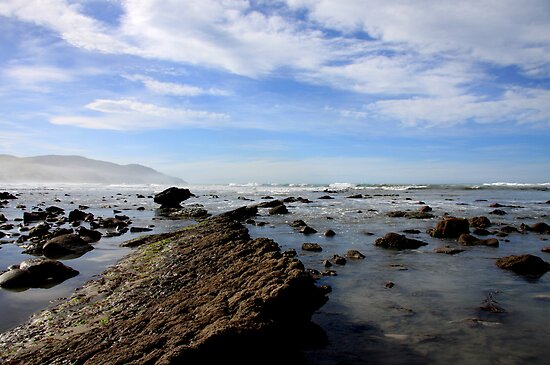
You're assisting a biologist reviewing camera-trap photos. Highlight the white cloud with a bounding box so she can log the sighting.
[367,88,550,127]
[3,65,74,91]
[2,0,549,127]
[123,74,230,96]
[50,98,229,130]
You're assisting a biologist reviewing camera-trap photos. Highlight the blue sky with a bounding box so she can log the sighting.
[0,0,549,184]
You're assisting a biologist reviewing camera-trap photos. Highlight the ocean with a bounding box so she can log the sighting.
[1,183,549,364]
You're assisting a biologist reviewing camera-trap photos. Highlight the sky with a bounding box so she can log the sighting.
[0,0,549,184]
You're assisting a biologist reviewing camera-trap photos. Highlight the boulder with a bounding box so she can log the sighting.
[257,200,285,208]
[0,259,78,289]
[323,229,336,237]
[290,220,307,228]
[374,232,428,250]
[496,254,549,277]
[300,226,317,235]
[346,250,366,259]
[521,222,550,234]
[430,218,469,238]
[43,234,94,258]
[458,234,499,247]
[419,205,432,213]
[76,226,102,243]
[469,216,491,228]
[0,213,7,222]
[269,204,289,215]
[45,206,65,216]
[332,255,346,265]
[28,222,51,238]
[100,217,128,229]
[302,243,323,252]
[154,187,194,208]
[542,247,550,253]
[0,192,17,199]
[23,211,48,223]
[489,209,507,216]
[68,209,88,223]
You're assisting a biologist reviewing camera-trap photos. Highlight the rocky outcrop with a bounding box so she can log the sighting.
[430,218,469,238]
[154,187,194,208]
[374,233,428,250]
[0,215,328,364]
[496,254,549,278]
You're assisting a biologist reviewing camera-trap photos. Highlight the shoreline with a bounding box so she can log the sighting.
[0,208,329,364]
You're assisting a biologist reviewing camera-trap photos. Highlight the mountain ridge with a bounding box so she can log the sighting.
[0,154,185,185]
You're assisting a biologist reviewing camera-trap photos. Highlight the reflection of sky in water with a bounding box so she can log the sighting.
[1,184,549,364]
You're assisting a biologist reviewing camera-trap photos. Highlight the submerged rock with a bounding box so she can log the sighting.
[521,222,550,234]
[346,250,366,259]
[496,254,550,278]
[374,232,428,250]
[458,234,499,247]
[434,246,464,255]
[302,242,323,252]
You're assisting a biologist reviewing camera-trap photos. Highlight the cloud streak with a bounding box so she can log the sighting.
[50,99,229,131]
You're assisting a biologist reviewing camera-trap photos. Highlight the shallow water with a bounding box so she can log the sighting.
[1,183,549,364]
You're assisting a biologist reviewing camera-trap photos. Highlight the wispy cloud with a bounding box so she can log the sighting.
[3,65,74,92]
[50,98,229,130]
[123,74,230,96]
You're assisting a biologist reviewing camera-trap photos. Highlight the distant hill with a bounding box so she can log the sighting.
[0,155,185,185]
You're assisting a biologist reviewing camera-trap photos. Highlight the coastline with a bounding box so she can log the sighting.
[0,209,329,364]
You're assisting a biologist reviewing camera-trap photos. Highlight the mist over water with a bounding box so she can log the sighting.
[0,183,549,364]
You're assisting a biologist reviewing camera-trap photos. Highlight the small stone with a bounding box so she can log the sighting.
[323,229,336,237]
[332,255,347,265]
[323,260,332,268]
[434,246,464,255]
[489,209,507,216]
[300,226,317,235]
[385,281,395,288]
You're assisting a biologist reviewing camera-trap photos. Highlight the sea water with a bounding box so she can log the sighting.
[0,183,549,364]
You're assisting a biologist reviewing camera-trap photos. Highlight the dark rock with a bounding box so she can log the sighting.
[297,197,312,203]
[332,255,346,265]
[458,234,499,247]
[0,213,8,222]
[385,281,395,288]
[542,247,550,253]
[154,187,194,208]
[290,220,307,228]
[323,260,332,268]
[68,209,88,223]
[217,206,258,222]
[430,218,469,238]
[473,228,491,236]
[374,232,428,250]
[78,205,89,210]
[255,221,268,227]
[137,194,146,199]
[469,216,491,228]
[318,195,334,200]
[346,250,366,259]
[419,205,432,213]
[282,249,297,258]
[500,225,519,234]
[496,254,549,277]
[136,206,145,211]
[45,206,65,215]
[346,194,364,199]
[100,217,128,229]
[521,222,550,234]
[130,227,153,233]
[0,259,78,289]
[387,211,434,219]
[322,270,337,276]
[0,192,17,199]
[261,196,274,200]
[51,228,74,238]
[302,243,322,252]
[434,246,464,255]
[0,223,14,230]
[257,200,285,208]
[386,211,407,217]
[43,234,94,258]
[23,211,48,223]
[323,229,336,237]
[490,209,507,216]
[269,204,289,215]
[28,222,50,238]
[115,214,130,221]
[160,207,210,219]
[403,229,421,234]
[300,226,317,235]
[489,203,504,208]
[76,226,102,243]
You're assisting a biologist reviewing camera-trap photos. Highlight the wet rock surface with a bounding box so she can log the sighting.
[374,233,428,250]
[153,187,194,208]
[0,214,328,364]
[430,217,470,238]
[496,254,550,278]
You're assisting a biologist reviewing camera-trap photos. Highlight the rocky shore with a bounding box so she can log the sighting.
[0,209,329,364]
